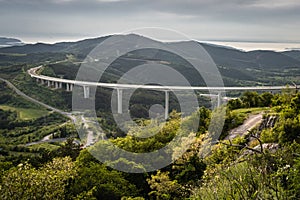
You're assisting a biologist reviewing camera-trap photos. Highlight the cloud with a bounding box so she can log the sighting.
[0,0,299,43]
[245,0,300,8]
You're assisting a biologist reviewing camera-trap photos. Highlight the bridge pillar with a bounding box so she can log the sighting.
[217,92,222,108]
[165,91,169,120]
[59,82,62,89]
[47,81,51,87]
[55,82,59,89]
[83,86,90,99]
[117,88,123,114]
[70,84,73,91]
[66,83,70,91]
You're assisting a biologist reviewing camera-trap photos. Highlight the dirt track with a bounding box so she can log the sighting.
[225,113,263,140]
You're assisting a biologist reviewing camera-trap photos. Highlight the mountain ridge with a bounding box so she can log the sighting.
[1,34,300,87]
[1,34,299,70]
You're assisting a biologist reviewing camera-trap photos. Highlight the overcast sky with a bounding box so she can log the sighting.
[1,0,300,45]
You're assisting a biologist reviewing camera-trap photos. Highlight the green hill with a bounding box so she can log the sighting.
[0,34,300,87]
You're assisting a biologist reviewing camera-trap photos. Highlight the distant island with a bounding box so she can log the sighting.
[0,37,24,48]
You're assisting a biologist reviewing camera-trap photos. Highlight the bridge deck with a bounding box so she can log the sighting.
[28,66,298,92]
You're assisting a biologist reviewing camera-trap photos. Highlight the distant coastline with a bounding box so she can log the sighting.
[2,35,300,52]
[201,41,300,52]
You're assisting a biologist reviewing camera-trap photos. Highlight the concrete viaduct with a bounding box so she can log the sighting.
[28,66,298,119]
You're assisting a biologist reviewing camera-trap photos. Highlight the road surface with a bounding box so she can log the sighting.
[0,77,80,146]
[28,66,299,92]
[0,77,73,119]
[225,113,263,140]
[25,138,68,147]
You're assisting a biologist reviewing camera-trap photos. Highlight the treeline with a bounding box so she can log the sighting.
[227,91,274,110]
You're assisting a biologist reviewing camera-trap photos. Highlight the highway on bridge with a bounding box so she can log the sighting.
[28,65,299,92]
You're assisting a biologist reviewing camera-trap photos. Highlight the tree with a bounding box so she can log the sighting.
[291,93,300,113]
[227,98,243,110]
[53,137,81,160]
[241,91,261,108]
[275,117,300,144]
[171,137,206,186]
[260,92,274,107]
[0,157,76,200]
[69,162,138,200]
[147,171,184,200]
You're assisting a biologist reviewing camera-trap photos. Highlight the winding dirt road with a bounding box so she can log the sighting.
[225,113,263,140]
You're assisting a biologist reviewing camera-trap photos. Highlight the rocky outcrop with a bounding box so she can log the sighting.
[259,115,278,131]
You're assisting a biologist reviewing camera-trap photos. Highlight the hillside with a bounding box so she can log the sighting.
[283,50,300,61]
[0,35,300,199]
[0,36,109,59]
[201,43,300,69]
[0,35,300,87]
[0,35,300,69]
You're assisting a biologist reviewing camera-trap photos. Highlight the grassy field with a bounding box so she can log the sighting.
[230,107,271,121]
[28,143,61,152]
[0,105,49,120]
[0,53,27,56]
[231,107,270,115]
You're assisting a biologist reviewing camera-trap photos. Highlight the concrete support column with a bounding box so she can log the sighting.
[47,80,51,87]
[36,78,40,83]
[66,83,70,91]
[217,92,222,108]
[70,84,73,91]
[165,91,169,120]
[59,82,62,89]
[55,82,59,89]
[83,85,90,99]
[117,88,123,114]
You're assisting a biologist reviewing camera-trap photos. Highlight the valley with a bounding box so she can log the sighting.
[0,35,299,199]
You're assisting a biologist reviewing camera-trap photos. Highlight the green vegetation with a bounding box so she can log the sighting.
[1,38,300,199]
[1,62,300,199]
[27,143,61,152]
[231,107,270,115]
[0,78,76,166]
[0,90,299,199]
[0,105,49,120]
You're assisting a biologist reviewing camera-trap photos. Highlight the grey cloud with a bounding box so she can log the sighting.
[0,0,299,42]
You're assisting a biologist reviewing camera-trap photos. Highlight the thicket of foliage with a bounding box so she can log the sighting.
[192,90,300,199]
[227,91,274,110]
[1,88,300,199]
[1,43,300,199]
